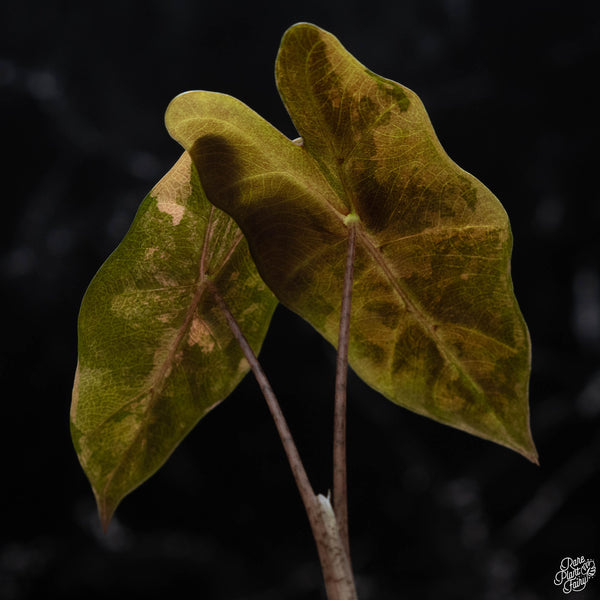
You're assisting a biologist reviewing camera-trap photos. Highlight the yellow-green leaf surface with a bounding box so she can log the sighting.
[71,153,277,527]
[166,24,536,461]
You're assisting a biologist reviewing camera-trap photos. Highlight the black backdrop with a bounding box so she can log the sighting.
[2,1,600,598]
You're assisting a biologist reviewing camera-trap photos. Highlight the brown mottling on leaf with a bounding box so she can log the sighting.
[156,199,186,226]
[242,302,262,318]
[237,357,250,374]
[187,315,216,351]
[154,271,180,288]
[435,389,467,412]
[149,330,179,383]
[365,300,401,329]
[152,153,192,225]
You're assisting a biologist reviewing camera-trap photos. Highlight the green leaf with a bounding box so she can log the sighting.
[71,153,278,528]
[165,23,536,462]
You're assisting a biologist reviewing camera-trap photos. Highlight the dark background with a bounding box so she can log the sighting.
[2,1,600,598]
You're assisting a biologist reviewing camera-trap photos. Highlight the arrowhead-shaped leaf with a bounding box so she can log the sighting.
[165,23,536,461]
[71,153,277,528]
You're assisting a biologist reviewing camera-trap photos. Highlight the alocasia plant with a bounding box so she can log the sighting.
[72,22,536,599]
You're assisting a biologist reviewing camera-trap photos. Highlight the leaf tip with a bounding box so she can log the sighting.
[510,430,539,465]
[100,516,112,534]
[95,492,118,534]
[522,444,540,466]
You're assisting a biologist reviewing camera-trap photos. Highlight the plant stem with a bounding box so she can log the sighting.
[208,281,358,600]
[334,219,357,562]
[208,281,313,503]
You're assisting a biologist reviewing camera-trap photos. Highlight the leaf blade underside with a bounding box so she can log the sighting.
[166,24,536,462]
[71,153,278,527]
